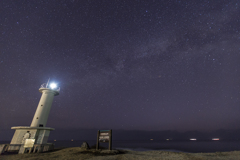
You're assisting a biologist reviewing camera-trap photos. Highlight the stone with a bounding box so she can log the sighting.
[81,142,90,149]
[101,150,119,154]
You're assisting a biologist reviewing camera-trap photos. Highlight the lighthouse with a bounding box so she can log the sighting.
[8,81,60,153]
[30,82,59,127]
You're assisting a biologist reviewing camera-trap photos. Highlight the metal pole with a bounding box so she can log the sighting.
[109,130,112,150]
[46,78,50,88]
[96,130,100,150]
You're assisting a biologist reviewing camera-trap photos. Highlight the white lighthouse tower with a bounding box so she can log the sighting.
[8,81,60,153]
[30,82,59,128]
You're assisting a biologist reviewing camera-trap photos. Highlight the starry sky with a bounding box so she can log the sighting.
[1,0,240,137]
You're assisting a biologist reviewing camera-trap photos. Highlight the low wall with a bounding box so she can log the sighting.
[0,143,54,154]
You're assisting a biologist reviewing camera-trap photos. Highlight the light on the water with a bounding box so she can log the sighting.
[190,138,197,141]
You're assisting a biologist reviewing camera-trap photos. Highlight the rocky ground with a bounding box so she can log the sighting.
[1,147,240,160]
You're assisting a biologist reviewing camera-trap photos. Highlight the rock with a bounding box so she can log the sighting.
[101,150,119,154]
[81,142,90,150]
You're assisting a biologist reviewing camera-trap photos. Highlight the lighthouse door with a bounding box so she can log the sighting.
[21,132,31,144]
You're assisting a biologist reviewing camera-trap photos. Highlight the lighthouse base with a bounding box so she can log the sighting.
[7,126,54,153]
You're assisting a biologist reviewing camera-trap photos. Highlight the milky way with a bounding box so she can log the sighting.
[0,0,240,136]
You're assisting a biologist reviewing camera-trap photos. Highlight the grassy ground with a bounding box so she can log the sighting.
[1,147,240,160]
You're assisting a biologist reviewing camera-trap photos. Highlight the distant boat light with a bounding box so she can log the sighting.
[190,138,197,141]
[212,138,219,141]
[150,139,153,141]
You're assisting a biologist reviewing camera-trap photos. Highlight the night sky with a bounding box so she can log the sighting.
[1,0,240,138]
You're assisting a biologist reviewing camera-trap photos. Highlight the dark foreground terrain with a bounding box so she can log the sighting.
[1,147,240,160]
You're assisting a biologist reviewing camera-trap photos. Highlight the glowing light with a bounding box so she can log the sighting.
[212,138,219,141]
[50,83,57,89]
[190,138,197,141]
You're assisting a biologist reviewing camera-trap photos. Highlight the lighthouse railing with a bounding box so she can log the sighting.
[40,83,60,92]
